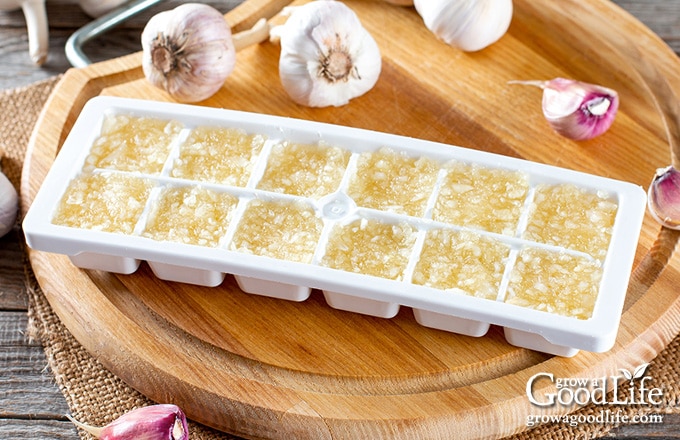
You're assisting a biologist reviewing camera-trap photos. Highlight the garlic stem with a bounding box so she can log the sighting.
[507,79,546,89]
[233,18,271,52]
[66,415,104,438]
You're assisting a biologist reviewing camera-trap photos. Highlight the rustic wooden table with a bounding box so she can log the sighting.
[1,0,680,438]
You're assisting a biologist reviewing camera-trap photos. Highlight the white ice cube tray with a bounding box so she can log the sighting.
[23,97,647,357]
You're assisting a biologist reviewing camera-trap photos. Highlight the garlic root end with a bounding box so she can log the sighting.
[233,18,271,52]
[66,414,104,438]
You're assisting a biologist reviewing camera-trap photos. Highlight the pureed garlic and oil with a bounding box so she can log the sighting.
[23,97,646,357]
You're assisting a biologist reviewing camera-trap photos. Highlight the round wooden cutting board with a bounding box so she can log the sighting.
[20,0,680,438]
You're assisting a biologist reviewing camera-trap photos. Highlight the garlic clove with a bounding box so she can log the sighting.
[272,0,382,108]
[509,78,619,141]
[232,18,271,52]
[78,0,128,18]
[21,0,49,65]
[141,3,236,103]
[0,171,18,238]
[648,165,680,230]
[413,0,513,52]
[67,404,189,440]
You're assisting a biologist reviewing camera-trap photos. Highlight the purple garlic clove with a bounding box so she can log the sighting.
[67,404,189,440]
[648,165,680,229]
[510,78,619,141]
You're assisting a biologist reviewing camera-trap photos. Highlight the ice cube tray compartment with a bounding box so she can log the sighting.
[23,96,648,357]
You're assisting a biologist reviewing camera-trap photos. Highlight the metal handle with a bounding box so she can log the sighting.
[65,0,165,68]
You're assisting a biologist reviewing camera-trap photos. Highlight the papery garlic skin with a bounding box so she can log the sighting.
[414,0,513,52]
[648,166,680,230]
[141,3,235,103]
[510,78,619,141]
[273,0,382,107]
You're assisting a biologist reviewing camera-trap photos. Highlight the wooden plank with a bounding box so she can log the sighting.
[607,413,680,438]
[0,420,78,440]
[614,0,680,53]
[0,228,28,311]
[0,250,73,435]
[0,318,73,420]
[0,311,33,345]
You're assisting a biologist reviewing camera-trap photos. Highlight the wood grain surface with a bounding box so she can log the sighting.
[5,0,680,439]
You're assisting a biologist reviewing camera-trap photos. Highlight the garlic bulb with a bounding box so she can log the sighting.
[413,0,513,52]
[271,0,382,108]
[648,166,680,230]
[0,170,18,238]
[141,3,236,103]
[509,78,619,141]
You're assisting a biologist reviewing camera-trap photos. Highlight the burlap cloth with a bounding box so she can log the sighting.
[3,76,680,439]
